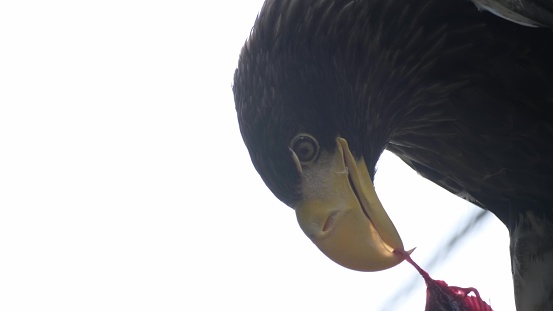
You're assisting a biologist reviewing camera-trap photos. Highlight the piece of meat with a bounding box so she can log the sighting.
[395,250,493,311]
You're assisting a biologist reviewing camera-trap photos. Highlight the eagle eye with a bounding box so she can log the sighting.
[290,134,319,163]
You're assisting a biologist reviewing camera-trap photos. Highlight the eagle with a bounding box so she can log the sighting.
[232,0,553,310]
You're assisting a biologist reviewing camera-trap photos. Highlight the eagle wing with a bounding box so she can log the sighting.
[472,0,553,28]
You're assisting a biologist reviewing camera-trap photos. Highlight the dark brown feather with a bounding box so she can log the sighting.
[233,0,553,309]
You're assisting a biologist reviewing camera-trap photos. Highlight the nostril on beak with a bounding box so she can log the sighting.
[322,211,338,233]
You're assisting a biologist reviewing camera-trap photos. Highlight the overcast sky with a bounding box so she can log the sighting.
[1,1,515,310]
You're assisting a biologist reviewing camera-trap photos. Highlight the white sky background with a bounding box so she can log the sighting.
[1,1,515,310]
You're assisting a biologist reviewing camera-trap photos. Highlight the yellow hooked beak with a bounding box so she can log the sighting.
[295,138,410,271]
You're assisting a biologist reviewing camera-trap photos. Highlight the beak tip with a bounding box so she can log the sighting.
[393,247,416,259]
